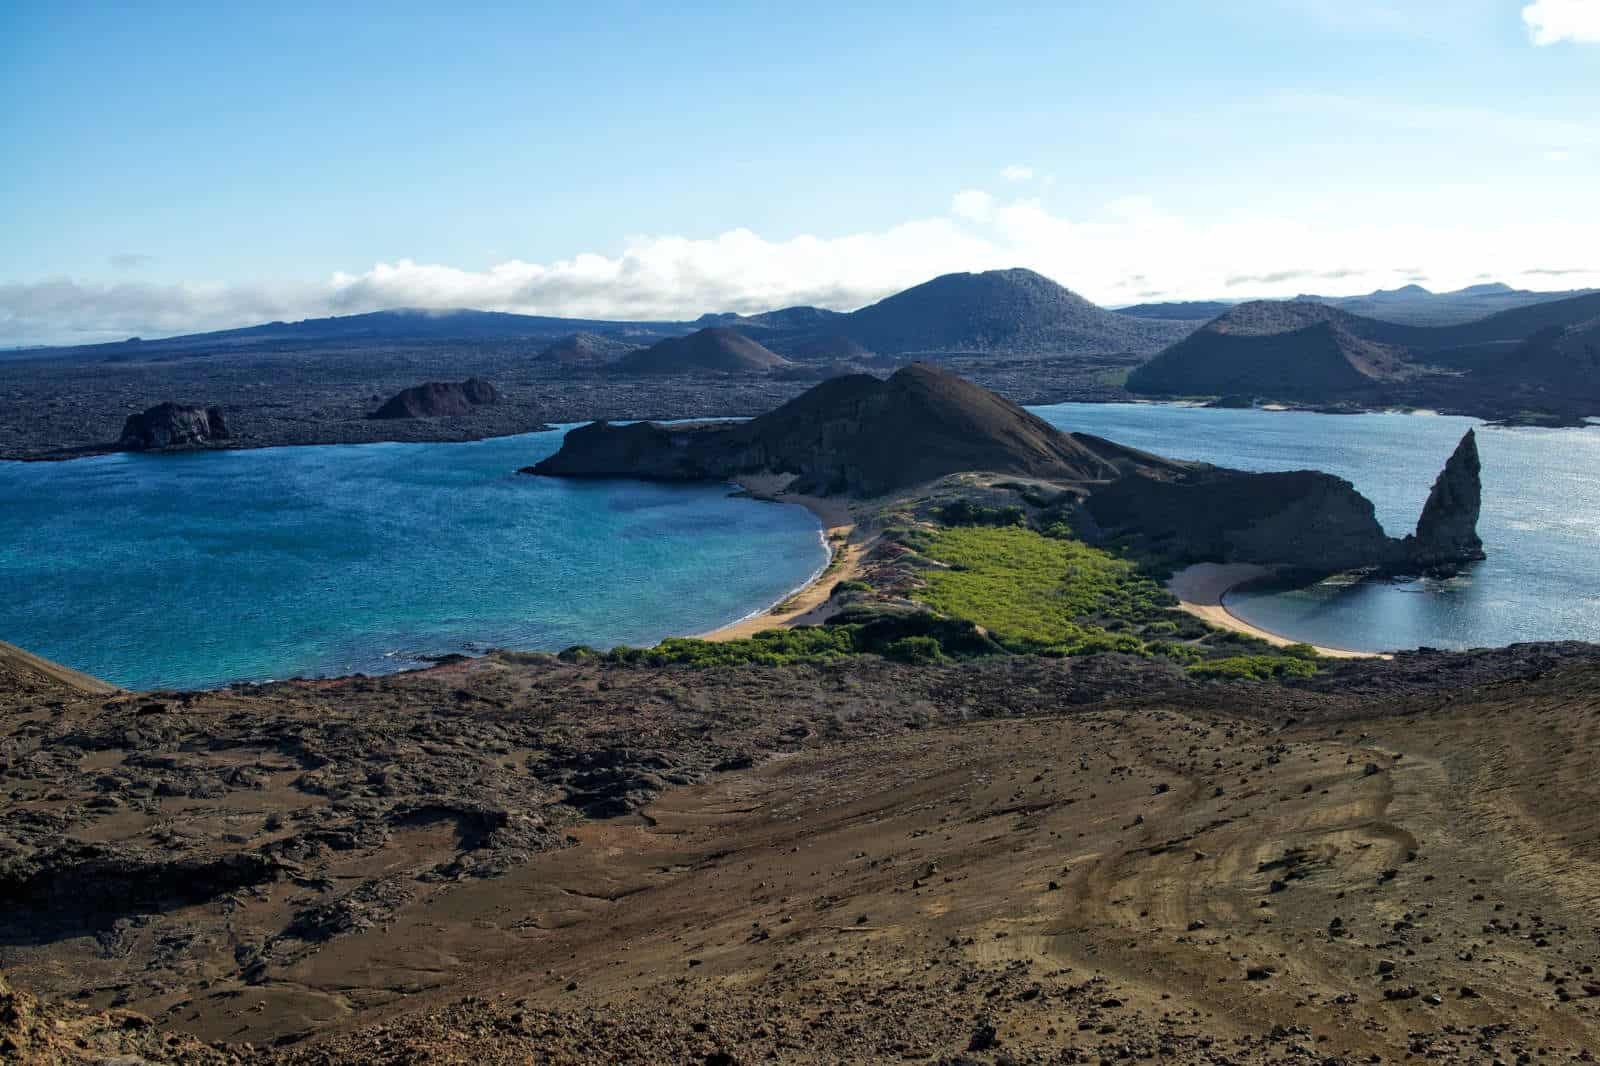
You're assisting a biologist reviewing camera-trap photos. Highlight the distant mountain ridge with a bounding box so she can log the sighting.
[1128,290,1600,419]
[15,269,1203,365]
[12,272,1596,390]
[1298,282,1599,326]
[1117,282,1597,328]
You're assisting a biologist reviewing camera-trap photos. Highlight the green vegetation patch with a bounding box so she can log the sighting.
[913,525,1176,656]
[589,497,1325,679]
[607,626,861,668]
[1187,655,1318,681]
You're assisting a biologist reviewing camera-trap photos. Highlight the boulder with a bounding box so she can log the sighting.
[118,402,229,451]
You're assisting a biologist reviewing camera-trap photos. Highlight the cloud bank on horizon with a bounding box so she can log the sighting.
[4,184,1598,347]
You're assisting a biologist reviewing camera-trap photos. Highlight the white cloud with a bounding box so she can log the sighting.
[1000,165,1034,182]
[950,189,994,222]
[5,192,1600,347]
[1522,0,1600,44]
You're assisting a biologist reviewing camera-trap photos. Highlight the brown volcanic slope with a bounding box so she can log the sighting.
[616,327,791,374]
[4,647,1600,1063]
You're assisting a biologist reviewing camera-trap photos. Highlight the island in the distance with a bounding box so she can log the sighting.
[527,362,1482,578]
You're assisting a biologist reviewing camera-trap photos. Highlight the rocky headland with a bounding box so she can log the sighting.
[530,363,1486,577]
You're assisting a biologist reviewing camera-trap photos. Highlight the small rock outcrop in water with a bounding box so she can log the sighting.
[118,402,229,451]
[369,378,500,419]
[529,363,1487,576]
[1403,429,1485,571]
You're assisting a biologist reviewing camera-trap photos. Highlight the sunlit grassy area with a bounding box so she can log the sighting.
[593,503,1323,678]
[913,525,1173,656]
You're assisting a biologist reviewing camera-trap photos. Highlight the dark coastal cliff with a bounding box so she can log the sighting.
[118,402,230,451]
[528,364,1486,577]
[370,378,500,419]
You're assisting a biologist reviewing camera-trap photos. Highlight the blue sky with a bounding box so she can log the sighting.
[2,1,1597,344]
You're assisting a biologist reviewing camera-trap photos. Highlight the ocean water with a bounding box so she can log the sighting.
[1034,404,1600,653]
[6,405,1598,688]
[0,427,827,690]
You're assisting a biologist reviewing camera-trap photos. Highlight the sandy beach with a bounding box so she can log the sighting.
[700,475,869,641]
[1166,562,1384,660]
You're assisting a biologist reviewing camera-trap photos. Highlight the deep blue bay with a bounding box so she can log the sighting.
[4,404,1599,688]
[0,427,828,689]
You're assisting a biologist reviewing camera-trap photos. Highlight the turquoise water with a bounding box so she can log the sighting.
[5,405,1598,687]
[0,428,827,689]
[1035,404,1600,653]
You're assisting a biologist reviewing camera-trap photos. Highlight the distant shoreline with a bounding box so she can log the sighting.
[9,394,1546,466]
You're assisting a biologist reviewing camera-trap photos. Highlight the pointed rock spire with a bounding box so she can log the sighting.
[1407,429,1485,571]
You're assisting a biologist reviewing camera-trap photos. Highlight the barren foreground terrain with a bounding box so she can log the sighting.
[3,641,1599,1064]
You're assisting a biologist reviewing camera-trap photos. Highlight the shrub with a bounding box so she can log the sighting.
[623,626,862,668]
[1188,655,1318,681]
[937,500,1026,527]
[884,635,945,664]
[1148,640,1203,665]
